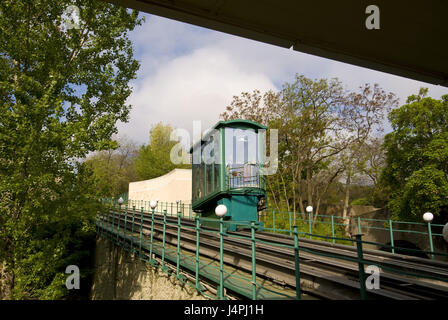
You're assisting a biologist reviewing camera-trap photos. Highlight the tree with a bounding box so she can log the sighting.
[360,137,389,207]
[220,77,399,227]
[221,75,349,222]
[134,123,190,181]
[338,83,398,229]
[278,75,348,222]
[84,136,138,197]
[381,88,448,222]
[0,0,142,299]
[220,89,281,125]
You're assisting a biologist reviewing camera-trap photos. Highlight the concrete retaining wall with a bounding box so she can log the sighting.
[90,237,205,300]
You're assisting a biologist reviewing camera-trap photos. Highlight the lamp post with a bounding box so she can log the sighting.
[215,204,227,300]
[423,212,434,259]
[117,197,124,225]
[117,197,124,240]
[306,206,313,239]
[148,200,158,264]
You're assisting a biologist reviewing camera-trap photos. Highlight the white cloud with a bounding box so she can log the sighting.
[118,43,275,144]
[118,14,447,145]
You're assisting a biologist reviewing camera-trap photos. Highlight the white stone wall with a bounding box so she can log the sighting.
[128,169,191,204]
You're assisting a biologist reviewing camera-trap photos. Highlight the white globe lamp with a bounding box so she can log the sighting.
[306,206,313,213]
[150,200,158,209]
[215,204,228,218]
[117,197,124,205]
[423,212,434,223]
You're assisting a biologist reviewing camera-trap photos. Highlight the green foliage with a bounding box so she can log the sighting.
[221,76,396,218]
[351,198,371,206]
[381,89,448,222]
[262,211,351,245]
[0,0,142,299]
[85,138,138,198]
[135,123,190,180]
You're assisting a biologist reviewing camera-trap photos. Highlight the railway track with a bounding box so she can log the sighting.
[97,209,448,300]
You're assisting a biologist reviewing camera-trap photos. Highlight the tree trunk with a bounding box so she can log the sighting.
[342,172,351,236]
[292,177,296,225]
[268,182,280,211]
[280,173,290,212]
[298,194,305,220]
[306,167,313,221]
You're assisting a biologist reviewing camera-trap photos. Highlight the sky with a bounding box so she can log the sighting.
[116,13,448,145]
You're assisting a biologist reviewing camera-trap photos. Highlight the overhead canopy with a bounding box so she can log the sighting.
[107,0,448,87]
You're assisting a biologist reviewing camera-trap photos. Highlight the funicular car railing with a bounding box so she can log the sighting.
[226,163,266,190]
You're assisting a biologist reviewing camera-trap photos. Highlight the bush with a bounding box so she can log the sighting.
[351,198,371,206]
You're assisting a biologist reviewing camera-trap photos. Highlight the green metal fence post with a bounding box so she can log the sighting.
[97,212,101,236]
[117,204,122,244]
[293,226,301,300]
[162,209,167,270]
[308,212,312,240]
[149,208,155,265]
[106,208,110,240]
[139,207,144,258]
[104,210,108,238]
[98,212,103,237]
[123,204,129,244]
[389,219,395,254]
[354,234,367,300]
[358,216,362,234]
[195,217,201,290]
[427,222,434,260]
[288,212,292,236]
[219,217,225,300]
[112,205,116,239]
[131,206,135,252]
[251,221,257,300]
[123,206,128,246]
[176,211,181,279]
[273,210,276,232]
[331,215,335,244]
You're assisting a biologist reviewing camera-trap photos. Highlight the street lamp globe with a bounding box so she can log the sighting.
[423,212,434,222]
[306,206,313,213]
[150,200,158,209]
[118,197,124,205]
[215,204,228,218]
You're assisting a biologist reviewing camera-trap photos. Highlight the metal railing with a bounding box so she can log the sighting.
[226,164,266,190]
[126,199,194,218]
[95,202,448,300]
[101,199,447,260]
[260,210,447,259]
